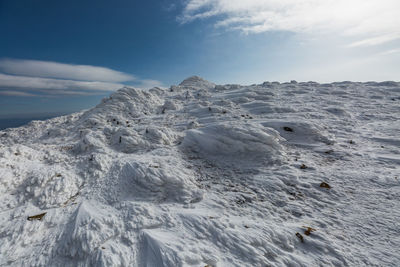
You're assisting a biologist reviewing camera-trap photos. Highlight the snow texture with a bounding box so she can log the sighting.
[0,77,399,266]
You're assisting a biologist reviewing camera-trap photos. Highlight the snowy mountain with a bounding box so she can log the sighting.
[0,77,399,266]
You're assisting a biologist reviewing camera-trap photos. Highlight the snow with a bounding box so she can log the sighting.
[182,122,284,164]
[0,76,399,266]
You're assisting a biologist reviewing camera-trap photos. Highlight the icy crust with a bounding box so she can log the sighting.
[1,78,400,266]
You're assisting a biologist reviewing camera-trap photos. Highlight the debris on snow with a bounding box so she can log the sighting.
[295,232,304,242]
[320,182,331,189]
[27,212,47,221]
[303,226,317,236]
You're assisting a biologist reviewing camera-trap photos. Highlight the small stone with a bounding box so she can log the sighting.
[320,182,331,189]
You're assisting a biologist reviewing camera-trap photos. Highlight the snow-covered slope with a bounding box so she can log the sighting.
[1,77,399,266]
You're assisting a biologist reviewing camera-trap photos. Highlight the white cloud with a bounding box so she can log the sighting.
[34,89,110,97]
[379,48,400,56]
[0,59,135,82]
[349,33,400,47]
[0,90,38,97]
[0,73,124,92]
[0,59,163,97]
[180,0,400,46]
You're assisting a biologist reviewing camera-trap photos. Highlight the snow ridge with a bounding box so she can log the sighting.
[0,78,399,266]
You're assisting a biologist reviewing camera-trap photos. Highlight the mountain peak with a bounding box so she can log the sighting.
[179,76,215,88]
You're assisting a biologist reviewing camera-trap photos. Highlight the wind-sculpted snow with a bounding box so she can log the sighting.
[115,157,203,203]
[0,77,400,266]
[182,122,284,165]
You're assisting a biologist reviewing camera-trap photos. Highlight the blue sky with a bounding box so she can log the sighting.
[0,0,399,117]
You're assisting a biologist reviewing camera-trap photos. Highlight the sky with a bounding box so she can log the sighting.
[0,0,399,118]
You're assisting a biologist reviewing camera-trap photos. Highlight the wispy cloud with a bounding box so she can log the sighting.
[36,89,109,96]
[0,59,163,97]
[379,48,400,56]
[179,0,400,46]
[0,73,124,92]
[0,59,134,82]
[349,33,400,47]
[136,79,164,89]
[0,90,39,97]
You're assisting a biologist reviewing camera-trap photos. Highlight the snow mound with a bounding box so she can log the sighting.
[0,145,82,210]
[182,122,284,164]
[78,86,163,128]
[58,201,122,259]
[115,157,203,204]
[261,120,334,146]
[107,127,181,154]
[179,75,215,89]
[141,230,183,266]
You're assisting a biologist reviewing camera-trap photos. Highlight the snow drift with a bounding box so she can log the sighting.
[182,122,284,165]
[0,76,399,266]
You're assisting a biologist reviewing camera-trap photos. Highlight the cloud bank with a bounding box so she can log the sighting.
[0,59,162,97]
[0,90,39,97]
[0,73,124,92]
[180,0,400,46]
[0,59,134,82]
